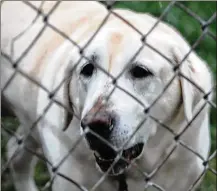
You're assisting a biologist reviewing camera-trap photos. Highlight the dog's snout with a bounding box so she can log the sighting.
[87,120,113,139]
[81,111,117,159]
[81,112,115,139]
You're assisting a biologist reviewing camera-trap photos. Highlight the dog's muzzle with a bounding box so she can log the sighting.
[81,110,116,158]
[81,111,144,175]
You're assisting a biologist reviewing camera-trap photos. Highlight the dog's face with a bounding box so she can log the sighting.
[69,24,182,175]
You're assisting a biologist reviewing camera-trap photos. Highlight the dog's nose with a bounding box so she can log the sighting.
[81,112,116,159]
[81,112,115,139]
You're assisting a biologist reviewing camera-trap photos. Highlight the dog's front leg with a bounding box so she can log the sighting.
[37,119,87,191]
[7,125,39,191]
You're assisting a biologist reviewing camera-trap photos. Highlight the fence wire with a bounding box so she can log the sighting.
[1,1,216,191]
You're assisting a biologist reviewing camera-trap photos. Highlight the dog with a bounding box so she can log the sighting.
[1,1,213,191]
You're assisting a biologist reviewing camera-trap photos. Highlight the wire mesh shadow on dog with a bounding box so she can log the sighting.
[1,1,213,191]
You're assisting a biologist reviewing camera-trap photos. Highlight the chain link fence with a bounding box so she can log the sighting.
[1,1,216,191]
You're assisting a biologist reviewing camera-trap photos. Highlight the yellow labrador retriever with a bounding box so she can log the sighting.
[1,1,213,191]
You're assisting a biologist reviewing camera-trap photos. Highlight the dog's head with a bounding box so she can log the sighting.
[63,13,212,175]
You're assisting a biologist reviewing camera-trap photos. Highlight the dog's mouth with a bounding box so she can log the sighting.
[94,143,144,176]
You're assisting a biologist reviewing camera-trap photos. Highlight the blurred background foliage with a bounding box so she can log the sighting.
[1,1,216,191]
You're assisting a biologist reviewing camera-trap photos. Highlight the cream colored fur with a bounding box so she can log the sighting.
[1,1,213,191]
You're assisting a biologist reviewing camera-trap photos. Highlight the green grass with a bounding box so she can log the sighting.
[1,1,216,191]
[200,159,216,191]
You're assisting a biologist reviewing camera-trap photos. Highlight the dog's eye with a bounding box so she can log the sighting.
[80,63,95,77]
[130,65,152,79]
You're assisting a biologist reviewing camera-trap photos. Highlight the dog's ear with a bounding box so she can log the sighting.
[171,46,212,122]
[62,67,74,131]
